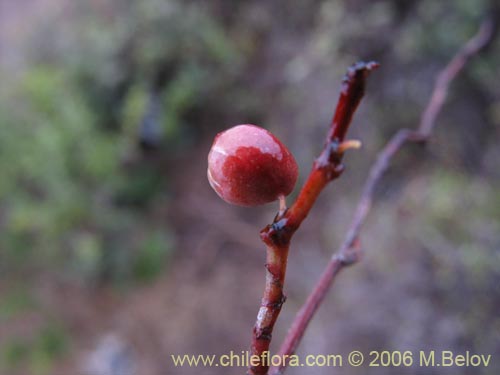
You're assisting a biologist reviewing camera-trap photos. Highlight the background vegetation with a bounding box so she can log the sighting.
[0,0,499,374]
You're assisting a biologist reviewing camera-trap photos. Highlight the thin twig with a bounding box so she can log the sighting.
[270,19,494,375]
[419,20,495,136]
[248,62,378,375]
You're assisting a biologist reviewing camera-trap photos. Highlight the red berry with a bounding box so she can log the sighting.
[207,124,298,207]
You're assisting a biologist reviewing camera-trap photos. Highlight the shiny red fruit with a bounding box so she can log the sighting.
[207,124,298,207]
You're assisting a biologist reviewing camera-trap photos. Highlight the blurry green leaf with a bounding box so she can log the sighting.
[0,287,38,320]
[114,166,163,207]
[133,231,172,282]
[29,324,68,375]
[122,85,149,136]
[1,339,30,369]
[71,233,103,281]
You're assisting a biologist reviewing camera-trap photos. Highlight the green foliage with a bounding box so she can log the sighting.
[0,65,124,276]
[2,339,30,369]
[402,167,500,312]
[32,324,68,368]
[133,231,172,283]
[113,166,164,207]
[397,0,489,60]
[1,323,68,375]
[0,0,242,285]
[0,287,38,321]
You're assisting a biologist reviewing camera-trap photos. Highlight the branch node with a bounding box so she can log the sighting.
[254,326,273,341]
[263,294,287,309]
[260,218,293,247]
[339,246,362,266]
[314,140,347,180]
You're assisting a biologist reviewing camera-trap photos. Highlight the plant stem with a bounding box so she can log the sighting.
[249,243,289,375]
[248,61,379,375]
[269,18,494,375]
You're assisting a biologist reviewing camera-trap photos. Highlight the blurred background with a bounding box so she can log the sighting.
[0,0,499,374]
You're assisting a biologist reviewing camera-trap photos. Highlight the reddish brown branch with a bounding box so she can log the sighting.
[270,19,494,375]
[266,61,380,240]
[248,62,378,375]
[328,61,380,142]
